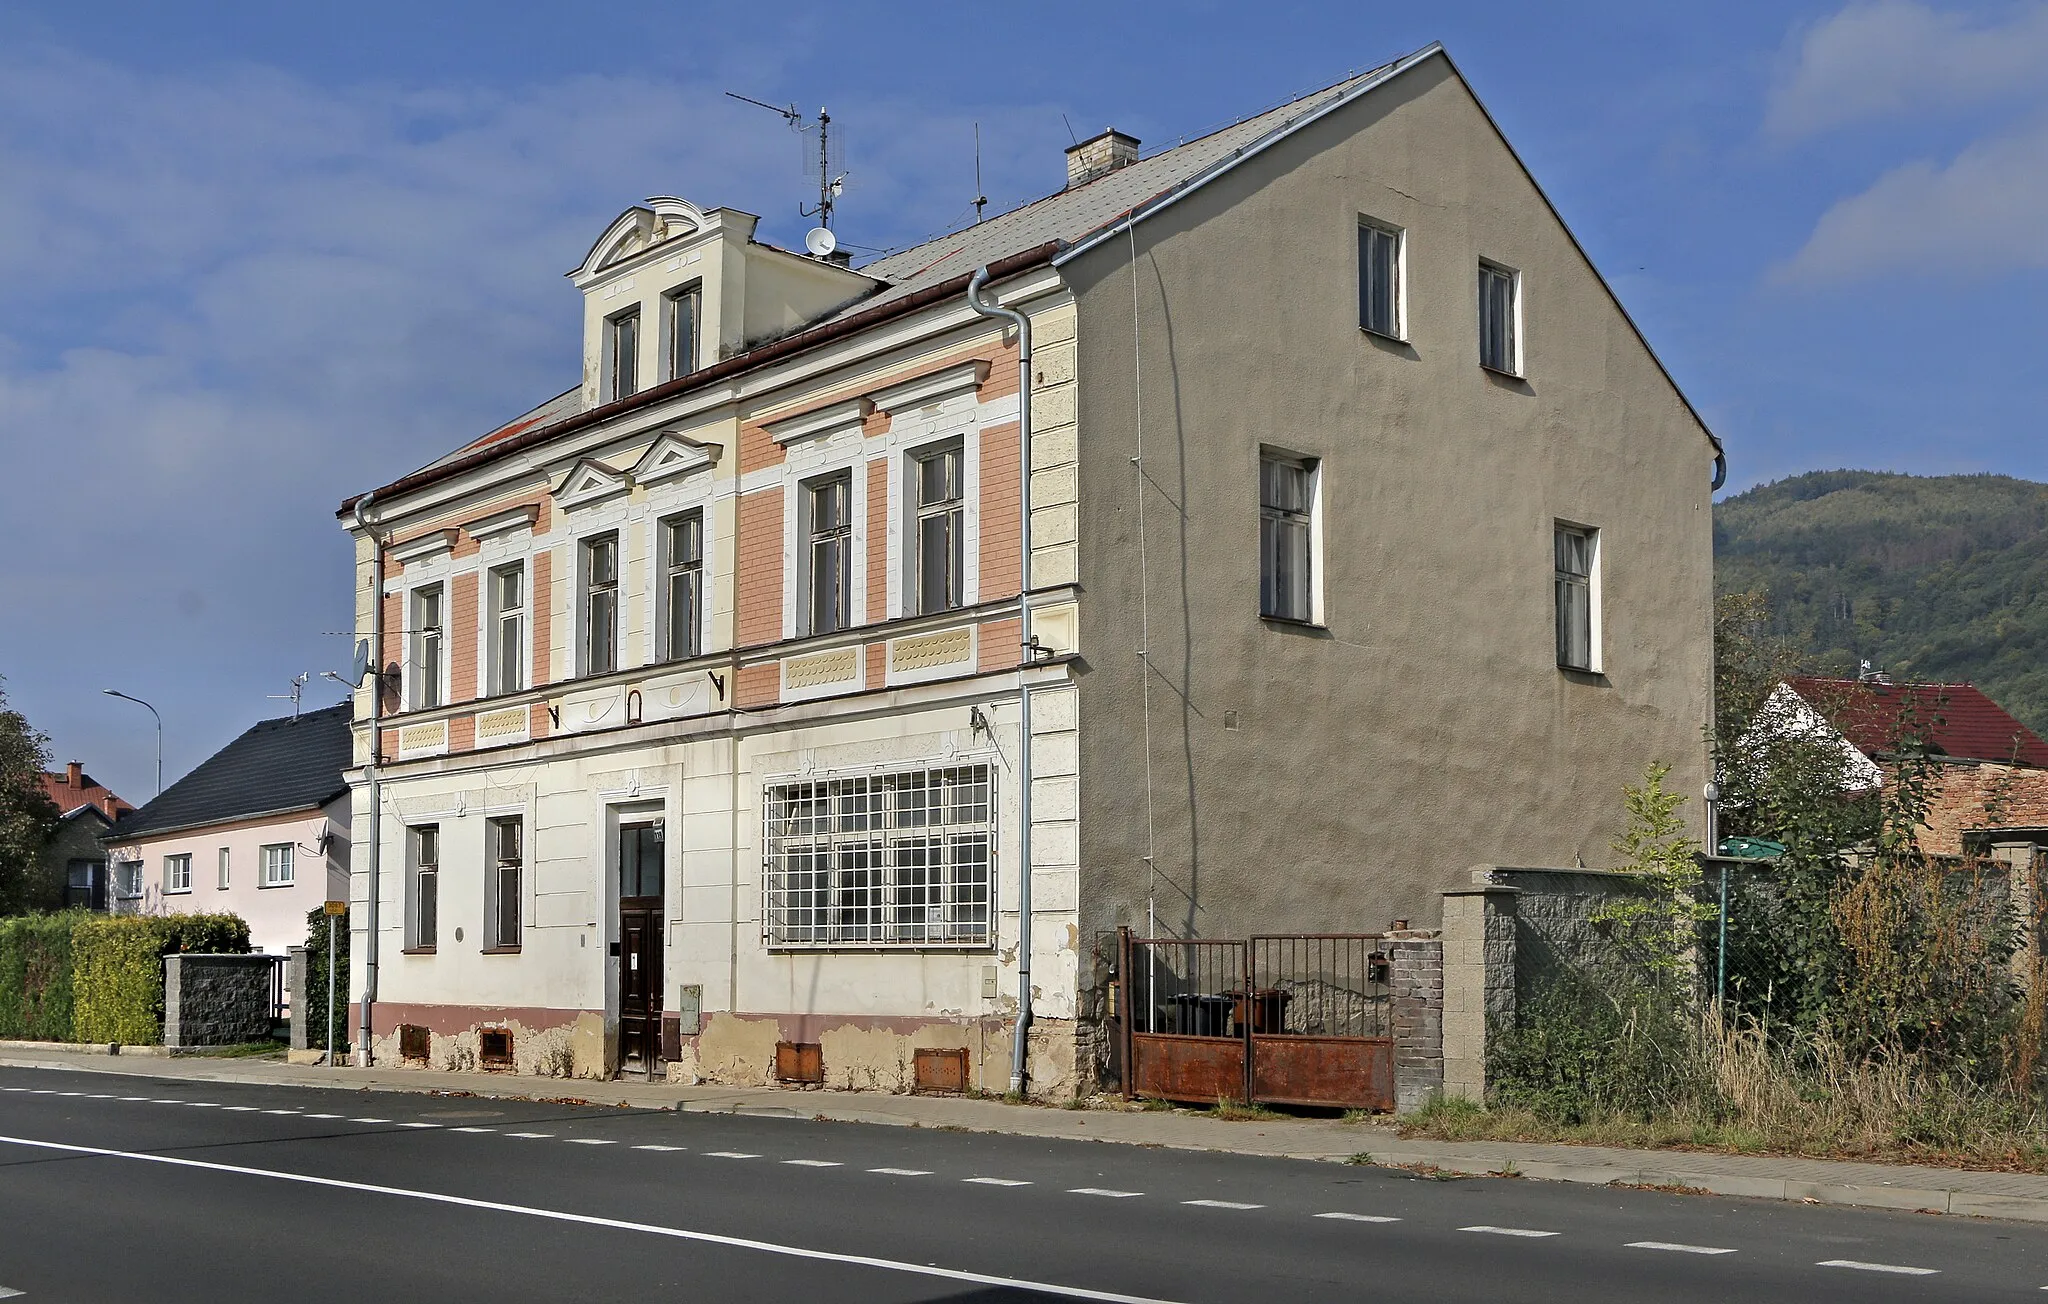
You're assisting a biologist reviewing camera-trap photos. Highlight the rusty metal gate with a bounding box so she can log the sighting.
[1114,929,1395,1112]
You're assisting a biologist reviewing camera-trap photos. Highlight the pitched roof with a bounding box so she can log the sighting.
[107,703,354,842]
[1784,677,2048,768]
[37,766,132,820]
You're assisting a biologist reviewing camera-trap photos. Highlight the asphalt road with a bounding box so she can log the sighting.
[1,1065,2045,1302]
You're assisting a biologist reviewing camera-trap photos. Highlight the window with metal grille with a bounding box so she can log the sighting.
[1479,261,1519,374]
[487,816,521,950]
[163,854,191,894]
[410,584,443,709]
[606,306,639,400]
[1555,523,1596,671]
[583,533,618,676]
[1358,219,1402,338]
[407,825,439,951]
[913,443,964,614]
[664,284,700,381]
[1259,453,1316,623]
[489,563,524,695]
[764,764,994,948]
[804,473,852,635]
[261,842,294,887]
[661,511,703,661]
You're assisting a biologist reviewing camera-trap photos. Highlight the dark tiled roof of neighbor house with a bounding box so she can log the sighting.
[107,703,354,842]
[1785,677,2048,769]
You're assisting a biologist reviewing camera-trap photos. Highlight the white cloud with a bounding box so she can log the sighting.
[1775,115,2048,282]
[1766,1,2048,139]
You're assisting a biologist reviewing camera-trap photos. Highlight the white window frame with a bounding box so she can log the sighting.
[1258,448,1324,626]
[581,531,620,677]
[407,583,447,711]
[163,853,192,895]
[661,283,701,381]
[260,842,295,888]
[405,825,440,952]
[116,861,142,900]
[485,815,522,951]
[1357,217,1405,341]
[487,561,525,696]
[906,439,967,616]
[763,762,998,950]
[604,305,640,401]
[800,470,855,637]
[1479,259,1521,376]
[1554,521,1602,673]
[217,846,231,891]
[657,509,705,662]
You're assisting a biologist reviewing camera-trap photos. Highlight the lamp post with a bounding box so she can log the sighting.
[102,689,162,796]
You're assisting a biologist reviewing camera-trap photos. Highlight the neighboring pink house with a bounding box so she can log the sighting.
[104,705,352,956]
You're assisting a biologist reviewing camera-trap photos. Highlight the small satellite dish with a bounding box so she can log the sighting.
[804,226,837,258]
[350,639,371,686]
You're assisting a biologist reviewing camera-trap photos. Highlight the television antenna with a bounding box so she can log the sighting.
[973,122,988,224]
[727,92,847,241]
[268,671,312,721]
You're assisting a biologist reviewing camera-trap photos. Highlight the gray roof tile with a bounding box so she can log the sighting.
[108,704,353,842]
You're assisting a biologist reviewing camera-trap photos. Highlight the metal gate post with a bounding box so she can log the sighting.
[1117,927,1134,1100]
[1240,941,1254,1107]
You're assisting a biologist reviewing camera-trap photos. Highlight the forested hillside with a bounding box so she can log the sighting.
[1714,470,2048,735]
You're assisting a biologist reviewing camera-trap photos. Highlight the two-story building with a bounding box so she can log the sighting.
[337,44,1720,1093]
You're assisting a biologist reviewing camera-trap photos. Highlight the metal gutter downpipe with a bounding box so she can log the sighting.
[966,265,1035,1095]
[353,492,384,1066]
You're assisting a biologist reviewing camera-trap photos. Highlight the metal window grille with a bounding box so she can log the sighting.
[764,764,995,948]
[261,842,294,887]
[665,285,700,380]
[1259,455,1314,622]
[663,512,703,660]
[1555,525,1594,671]
[805,474,852,635]
[490,564,524,695]
[1358,221,1401,338]
[489,817,521,949]
[914,444,964,614]
[412,585,443,709]
[584,534,618,675]
[607,307,639,400]
[1479,262,1518,373]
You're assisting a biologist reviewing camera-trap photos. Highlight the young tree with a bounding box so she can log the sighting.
[0,676,60,915]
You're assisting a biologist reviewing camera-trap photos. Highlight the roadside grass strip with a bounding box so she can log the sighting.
[1183,1200,1263,1210]
[1460,1226,1558,1238]
[1315,1213,1401,1223]
[0,1134,1183,1304]
[1817,1260,1938,1276]
[1628,1242,1736,1256]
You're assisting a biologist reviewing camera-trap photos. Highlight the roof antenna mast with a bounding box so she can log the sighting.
[268,671,311,721]
[726,92,846,232]
[973,122,988,224]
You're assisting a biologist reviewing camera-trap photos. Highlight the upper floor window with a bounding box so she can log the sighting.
[261,842,295,887]
[661,511,704,661]
[605,306,640,401]
[1479,261,1519,375]
[1555,523,1598,672]
[1259,452,1318,624]
[217,847,231,890]
[406,825,439,951]
[663,285,700,381]
[1358,218,1403,339]
[804,473,853,636]
[913,443,965,614]
[409,585,444,710]
[583,533,619,676]
[488,563,525,696]
[164,853,192,894]
[487,816,522,951]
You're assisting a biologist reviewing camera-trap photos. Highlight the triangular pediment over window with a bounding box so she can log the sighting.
[553,457,630,510]
[631,432,721,487]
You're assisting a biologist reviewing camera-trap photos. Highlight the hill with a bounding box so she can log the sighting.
[1714,470,2048,736]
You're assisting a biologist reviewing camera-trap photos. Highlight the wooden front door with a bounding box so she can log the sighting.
[617,818,665,1078]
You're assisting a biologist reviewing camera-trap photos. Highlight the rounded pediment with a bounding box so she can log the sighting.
[573,197,716,282]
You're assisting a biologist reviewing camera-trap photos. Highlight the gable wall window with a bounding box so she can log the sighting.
[405,825,439,951]
[582,533,619,676]
[261,842,295,887]
[1479,260,1520,375]
[164,853,192,894]
[660,511,704,661]
[409,584,444,710]
[1358,218,1404,339]
[1555,523,1600,672]
[663,284,700,381]
[217,847,231,890]
[803,472,854,636]
[605,307,640,401]
[488,563,525,695]
[486,816,522,951]
[911,442,965,614]
[1259,451,1320,624]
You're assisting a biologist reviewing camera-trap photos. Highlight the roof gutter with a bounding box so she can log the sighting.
[337,241,1063,519]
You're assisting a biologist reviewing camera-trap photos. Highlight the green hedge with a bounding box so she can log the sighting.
[0,911,89,1040]
[71,914,251,1045]
[301,904,349,1053]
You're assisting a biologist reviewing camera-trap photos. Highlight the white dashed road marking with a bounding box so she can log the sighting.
[304,1114,343,1120]
[564,1138,613,1146]
[451,1127,496,1134]
[965,1178,1031,1187]
[1817,1261,1938,1276]
[1183,1200,1263,1210]
[185,1103,218,1108]
[706,1151,761,1159]
[633,1145,684,1152]
[263,1110,301,1116]
[117,1096,147,1102]
[505,1132,553,1139]
[783,1159,841,1167]
[869,1168,932,1176]
[220,1107,259,1113]
[350,1118,390,1124]
[0,1284,23,1297]
[1629,1242,1736,1256]
[1316,1212,1402,1223]
[396,1123,441,1129]
[1461,1226,1558,1238]
[1069,1189,1144,1199]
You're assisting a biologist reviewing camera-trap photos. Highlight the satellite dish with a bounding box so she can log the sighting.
[804,226,837,258]
[351,639,371,686]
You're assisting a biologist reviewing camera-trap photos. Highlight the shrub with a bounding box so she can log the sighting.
[301,904,349,1054]
[0,911,90,1040]
[71,914,250,1045]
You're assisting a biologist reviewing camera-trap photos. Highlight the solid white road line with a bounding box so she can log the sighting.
[1069,1189,1144,1199]
[1460,1226,1558,1238]
[563,1138,613,1146]
[783,1160,841,1168]
[868,1168,932,1176]
[965,1178,1031,1187]
[1315,1213,1401,1223]
[705,1151,760,1159]
[1817,1260,1938,1276]
[0,1134,1183,1304]
[1183,1200,1263,1210]
[633,1145,685,1152]
[1628,1242,1736,1256]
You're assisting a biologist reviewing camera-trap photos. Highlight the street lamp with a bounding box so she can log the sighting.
[102,689,162,797]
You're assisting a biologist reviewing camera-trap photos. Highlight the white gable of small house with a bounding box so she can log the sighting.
[1746,682,1886,792]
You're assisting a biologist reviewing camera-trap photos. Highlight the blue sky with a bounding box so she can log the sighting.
[2,0,2044,802]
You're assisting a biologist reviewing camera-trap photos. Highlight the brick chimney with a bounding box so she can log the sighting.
[1065,128,1140,190]
[65,761,82,787]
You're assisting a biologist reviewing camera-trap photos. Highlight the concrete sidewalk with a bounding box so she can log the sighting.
[6,1044,2048,1223]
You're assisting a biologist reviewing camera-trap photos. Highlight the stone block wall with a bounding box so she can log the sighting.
[164,954,275,1048]
[1387,932,1444,1113]
[1439,884,1519,1102]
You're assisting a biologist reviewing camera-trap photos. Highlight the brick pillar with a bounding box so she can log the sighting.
[1440,883,1520,1103]
[1387,932,1443,1113]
